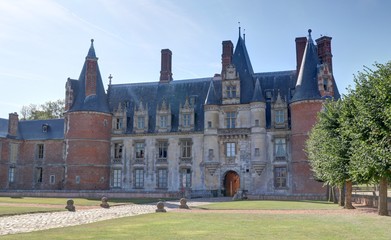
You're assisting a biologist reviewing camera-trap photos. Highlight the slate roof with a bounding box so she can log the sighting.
[17,119,64,140]
[0,118,64,140]
[109,78,217,133]
[68,40,110,113]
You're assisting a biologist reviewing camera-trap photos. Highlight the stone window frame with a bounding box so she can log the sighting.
[156,140,168,160]
[179,167,192,189]
[115,117,122,130]
[274,109,285,124]
[9,143,18,163]
[36,143,45,160]
[49,175,56,185]
[226,85,237,98]
[8,167,15,183]
[254,148,260,157]
[179,139,193,160]
[112,169,122,188]
[134,141,145,159]
[113,142,123,161]
[226,142,236,157]
[225,111,236,129]
[36,167,43,183]
[274,166,288,189]
[134,168,144,189]
[156,168,168,189]
[159,115,168,128]
[137,116,145,129]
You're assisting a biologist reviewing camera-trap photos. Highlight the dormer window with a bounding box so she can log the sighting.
[115,118,122,130]
[112,103,127,133]
[160,115,167,128]
[134,101,148,133]
[179,97,194,131]
[323,78,329,91]
[137,116,145,129]
[226,86,237,98]
[42,124,48,133]
[183,114,191,127]
[275,110,284,124]
[222,64,240,104]
[156,99,171,133]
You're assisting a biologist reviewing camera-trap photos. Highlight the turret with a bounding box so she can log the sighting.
[63,39,112,190]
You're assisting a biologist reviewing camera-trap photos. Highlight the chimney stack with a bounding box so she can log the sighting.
[295,37,307,74]
[8,112,19,137]
[316,36,333,73]
[159,49,173,83]
[221,40,233,73]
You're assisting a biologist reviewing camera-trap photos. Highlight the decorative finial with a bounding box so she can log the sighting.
[108,74,113,86]
[243,28,246,42]
[238,21,241,37]
[90,39,94,46]
[308,29,312,36]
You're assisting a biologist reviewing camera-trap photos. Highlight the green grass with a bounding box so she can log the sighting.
[1,210,390,240]
[0,206,65,216]
[196,200,340,210]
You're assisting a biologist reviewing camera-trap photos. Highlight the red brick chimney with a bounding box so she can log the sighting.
[295,37,307,74]
[222,40,233,73]
[159,49,173,83]
[8,112,19,136]
[316,36,333,73]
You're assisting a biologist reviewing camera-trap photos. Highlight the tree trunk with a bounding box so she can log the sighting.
[332,186,338,204]
[338,184,345,207]
[378,177,389,216]
[344,180,355,209]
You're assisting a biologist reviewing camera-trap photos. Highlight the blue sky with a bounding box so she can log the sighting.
[0,0,390,119]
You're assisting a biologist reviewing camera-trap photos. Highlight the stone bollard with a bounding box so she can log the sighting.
[155,201,166,212]
[65,199,76,212]
[179,198,190,209]
[100,196,110,208]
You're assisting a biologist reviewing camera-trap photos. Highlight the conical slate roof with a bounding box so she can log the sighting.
[68,39,110,113]
[291,30,321,103]
[251,78,265,102]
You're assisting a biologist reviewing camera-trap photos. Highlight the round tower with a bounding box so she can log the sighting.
[63,40,112,190]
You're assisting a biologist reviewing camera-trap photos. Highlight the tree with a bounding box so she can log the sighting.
[347,62,391,216]
[20,99,64,120]
[306,99,354,209]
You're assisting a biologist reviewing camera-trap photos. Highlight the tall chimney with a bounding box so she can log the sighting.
[221,40,233,73]
[159,49,173,83]
[295,37,307,74]
[316,36,333,73]
[8,112,19,137]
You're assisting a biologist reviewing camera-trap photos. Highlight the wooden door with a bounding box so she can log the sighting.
[224,171,240,197]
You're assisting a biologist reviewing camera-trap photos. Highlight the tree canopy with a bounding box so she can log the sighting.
[20,99,64,120]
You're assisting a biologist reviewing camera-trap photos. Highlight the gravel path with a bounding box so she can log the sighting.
[0,198,229,236]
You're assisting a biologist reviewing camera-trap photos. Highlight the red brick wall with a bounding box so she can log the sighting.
[64,111,112,190]
[290,100,324,194]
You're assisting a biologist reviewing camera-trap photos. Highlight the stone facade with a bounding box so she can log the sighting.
[0,29,340,198]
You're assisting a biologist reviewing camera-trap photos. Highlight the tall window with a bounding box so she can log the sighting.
[274,167,287,188]
[36,167,43,183]
[115,118,122,130]
[323,78,329,91]
[10,143,18,163]
[158,141,168,159]
[183,114,191,127]
[226,142,236,157]
[8,167,15,183]
[226,112,236,128]
[160,115,167,128]
[157,169,168,188]
[135,142,145,159]
[114,143,123,159]
[37,144,44,159]
[181,169,192,188]
[275,138,286,157]
[226,86,237,98]
[113,169,122,188]
[137,116,145,129]
[50,175,55,185]
[135,169,144,188]
[181,140,192,158]
[275,110,284,124]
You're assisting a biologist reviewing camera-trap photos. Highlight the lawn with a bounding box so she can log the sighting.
[0,197,171,217]
[0,200,390,240]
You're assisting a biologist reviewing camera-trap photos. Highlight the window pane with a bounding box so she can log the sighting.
[113,169,122,187]
[158,141,168,158]
[275,110,284,124]
[135,169,144,188]
[136,143,144,158]
[275,138,286,156]
[226,142,235,157]
[274,167,287,188]
[158,169,168,188]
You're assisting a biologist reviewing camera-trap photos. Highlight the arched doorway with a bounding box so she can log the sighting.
[224,171,240,197]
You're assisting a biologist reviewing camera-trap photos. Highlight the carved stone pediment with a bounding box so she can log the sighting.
[203,162,220,176]
[251,161,267,176]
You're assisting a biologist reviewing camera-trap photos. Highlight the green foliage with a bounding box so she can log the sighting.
[306,99,351,186]
[20,99,64,120]
[347,62,391,182]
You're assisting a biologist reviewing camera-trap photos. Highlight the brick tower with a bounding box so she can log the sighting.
[290,30,339,195]
[63,39,112,190]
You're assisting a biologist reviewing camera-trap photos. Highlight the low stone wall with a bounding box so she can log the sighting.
[352,194,391,210]
[247,194,327,201]
[0,190,180,199]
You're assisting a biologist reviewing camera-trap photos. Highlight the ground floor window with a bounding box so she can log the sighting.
[157,168,168,188]
[274,166,287,188]
[113,169,122,188]
[50,175,56,185]
[36,167,43,183]
[8,167,15,183]
[180,168,191,188]
[135,169,144,188]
